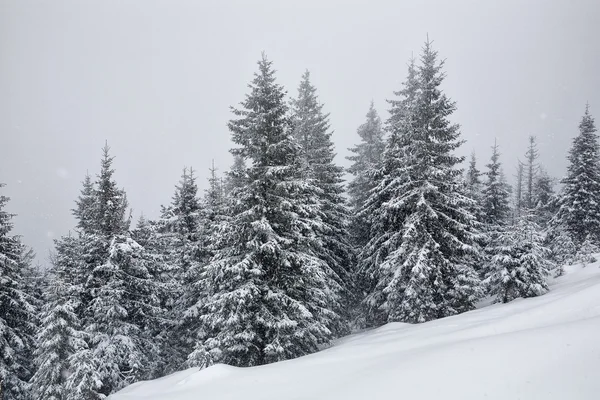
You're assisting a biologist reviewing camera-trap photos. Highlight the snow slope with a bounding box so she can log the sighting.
[111,263,600,400]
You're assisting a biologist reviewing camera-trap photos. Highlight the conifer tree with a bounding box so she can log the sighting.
[553,105,600,245]
[574,234,599,266]
[513,162,524,222]
[357,57,420,327]
[487,210,551,303]
[31,237,84,400]
[346,101,385,248]
[464,152,485,223]
[73,173,97,233]
[192,55,340,367]
[290,70,354,333]
[359,40,481,325]
[481,142,512,227]
[154,167,206,371]
[533,167,556,227]
[43,145,163,397]
[0,184,37,400]
[524,136,539,211]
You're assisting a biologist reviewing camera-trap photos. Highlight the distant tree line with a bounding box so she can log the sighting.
[1,38,599,399]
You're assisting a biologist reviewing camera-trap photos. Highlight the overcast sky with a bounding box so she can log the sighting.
[1,0,599,264]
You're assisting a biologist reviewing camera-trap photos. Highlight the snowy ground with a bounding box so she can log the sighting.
[111,262,600,400]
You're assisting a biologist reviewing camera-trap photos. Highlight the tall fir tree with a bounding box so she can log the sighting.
[38,145,164,398]
[357,57,420,327]
[553,104,600,245]
[359,40,482,325]
[0,184,37,400]
[346,101,386,248]
[189,55,340,368]
[290,70,354,333]
[464,152,484,222]
[31,236,86,400]
[523,136,539,211]
[481,141,512,227]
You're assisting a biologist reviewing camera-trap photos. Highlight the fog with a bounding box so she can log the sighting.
[1,0,599,264]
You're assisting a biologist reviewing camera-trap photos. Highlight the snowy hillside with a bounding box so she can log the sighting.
[110,262,600,400]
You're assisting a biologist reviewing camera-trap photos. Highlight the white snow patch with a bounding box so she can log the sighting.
[110,262,600,400]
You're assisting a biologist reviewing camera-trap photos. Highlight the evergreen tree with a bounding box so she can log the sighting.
[464,152,484,223]
[155,167,206,371]
[31,237,84,400]
[574,234,599,266]
[359,40,481,325]
[192,55,339,367]
[346,101,385,248]
[72,173,97,234]
[290,70,354,334]
[513,162,524,222]
[553,104,600,245]
[0,184,37,400]
[523,136,539,211]
[533,167,556,227]
[481,141,512,227]
[46,145,163,397]
[486,210,551,303]
[357,57,420,327]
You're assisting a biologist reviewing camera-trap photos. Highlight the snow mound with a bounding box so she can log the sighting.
[110,263,600,400]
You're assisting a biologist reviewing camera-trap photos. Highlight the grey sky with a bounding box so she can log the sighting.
[1,0,599,264]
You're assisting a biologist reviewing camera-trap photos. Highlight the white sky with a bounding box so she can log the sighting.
[1,0,599,264]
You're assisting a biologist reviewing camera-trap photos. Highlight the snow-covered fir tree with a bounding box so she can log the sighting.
[553,104,600,245]
[359,40,482,325]
[290,70,354,333]
[30,236,85,400]
[0,184,37,400]
[189,55,341,368]
[523,136,539,211]
[357,57,420,327]
[533,167,556,228]
[153,167,207,371]
[37,145,164,397]
[486,209,551,303]
[464,152,485,224]
[346,101,386,248]
[481,141,512,228]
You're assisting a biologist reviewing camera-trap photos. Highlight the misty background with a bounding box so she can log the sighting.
[1,0,599,265]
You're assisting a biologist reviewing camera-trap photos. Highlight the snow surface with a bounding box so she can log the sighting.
[110,263,600,400]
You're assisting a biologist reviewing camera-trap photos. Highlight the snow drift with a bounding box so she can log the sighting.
[110,262,600,400]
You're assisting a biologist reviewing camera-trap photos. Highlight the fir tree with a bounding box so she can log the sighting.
[513,162,524,222]
[486,210,551,303]
[290,70,354,334]
[155,167,206,371]
[357,57,420,327]
[574,234,599,266]
[481,141,512,227]
[72,173,97,234]
[359,40,482,325]
[523,136,539,211]
[464,152,485,223]
[533,167,556,227]
[49,145,162,397]
[346,101,385,248]
[553,104,600,245]
[30,237,84,400]
[0,184,37,400]
[192,55,340,367]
